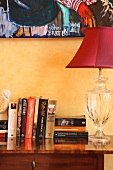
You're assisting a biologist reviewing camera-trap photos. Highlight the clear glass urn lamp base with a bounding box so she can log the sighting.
[86,74,113,145]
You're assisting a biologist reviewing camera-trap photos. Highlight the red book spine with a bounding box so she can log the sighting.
[25,97,35,138]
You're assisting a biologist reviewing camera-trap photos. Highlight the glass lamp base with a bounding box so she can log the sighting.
[89,132,110,145]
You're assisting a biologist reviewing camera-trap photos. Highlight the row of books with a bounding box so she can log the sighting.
[0,97,57,139]
[0,96,88,140]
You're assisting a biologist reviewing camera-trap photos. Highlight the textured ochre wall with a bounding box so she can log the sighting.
[0,38,113,169]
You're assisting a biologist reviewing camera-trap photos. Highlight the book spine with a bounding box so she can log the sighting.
[17,98,22,138]
[55,118,86,126]
[0,133,7,138]
[45,100,57,138]
[54,144,85,150]
[54,126,86,132]
[20,98,28,138]
[54,138,88,144]
[54,131,88,138]
[7,137,16,150]
[32,96,40,138]
[25,138,32,150]
[0,120,8,125]
[37,99,48,139]
[8,102,18,137]
[0,124,8,130]
[25,97,35,138]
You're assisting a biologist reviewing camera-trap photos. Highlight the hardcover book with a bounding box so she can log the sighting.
[54,131,88,138]
[17,98,22,138]
[37,98,48,139]
[55,115,86,127]
[8,102,18,137]
[7,137,16,150]
[45,100,57,138]
[25,138,32,150]
[32,96,41,138]
[0,132,7,138]
[54,143,86,150]
[20,98,28,138]
[0,137,7,146]
[54,137,88,144]
[25,97,35,138]
[54,126,86,132]
[0,120,8,130]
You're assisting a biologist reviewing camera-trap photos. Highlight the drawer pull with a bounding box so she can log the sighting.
[32,161,36,170]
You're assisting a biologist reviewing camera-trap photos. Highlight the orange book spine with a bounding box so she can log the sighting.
[25,97,35,138]
[54,144,85,150]
[25,138,32,150]
[54,126,86,132]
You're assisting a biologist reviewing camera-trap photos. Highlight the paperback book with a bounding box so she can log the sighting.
[45,100,57,138]
[8,102,18,137]
[36,98,48,139]
[54,131,88,138]
[55,115,86,127]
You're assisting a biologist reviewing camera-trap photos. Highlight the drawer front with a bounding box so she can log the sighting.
[0,153,98,170]
[34,154,98,170]
[0,154,34,170]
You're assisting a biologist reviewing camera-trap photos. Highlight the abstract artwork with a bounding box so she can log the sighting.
[0,0,113,38]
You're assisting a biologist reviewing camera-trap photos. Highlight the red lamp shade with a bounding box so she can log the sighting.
[66,27,113,68]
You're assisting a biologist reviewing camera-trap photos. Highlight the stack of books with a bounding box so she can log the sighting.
[0,110,8,138]
[54,115,88,138]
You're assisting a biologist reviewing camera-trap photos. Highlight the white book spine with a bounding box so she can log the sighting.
[8,102,18,137]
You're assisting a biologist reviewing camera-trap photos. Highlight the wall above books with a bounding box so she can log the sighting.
[1,38,113,136]
[0,36,113,169]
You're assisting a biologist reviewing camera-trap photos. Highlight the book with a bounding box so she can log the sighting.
[0,120,8,130]
[0,124,8,130]
[54,143,85,150]
[0,137,7,145]
[25,97,35,138]
[17,98,22,138]
[45,138,54,150]
[7,137,16,150]
[55,115,86,127]
[36,98,48,139]
[0,132,7,138]
[54,126,86,132]
[32,96,41,138]
[20,98,28,138]
[54,131,88,138]
[25,138,32,150]
[54,137,88,144]
[45,100,57,138]
[0,120,8,125]
[8,102,18,137]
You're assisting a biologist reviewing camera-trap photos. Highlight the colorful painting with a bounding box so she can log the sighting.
[0,0,113,38]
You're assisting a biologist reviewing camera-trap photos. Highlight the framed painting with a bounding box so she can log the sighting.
[0,0,113,38]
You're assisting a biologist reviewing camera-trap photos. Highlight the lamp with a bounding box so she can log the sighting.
[66,27,113,144]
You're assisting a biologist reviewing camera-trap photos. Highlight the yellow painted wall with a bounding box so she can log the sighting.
[0,38,113,169]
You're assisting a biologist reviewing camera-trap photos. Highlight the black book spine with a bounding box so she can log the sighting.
[17,98,22,138]
[55,118,86,126]
[0,125,8,130]
[20,98,28,138]
[36,99,48,139]
[54,131,88,138]
[0,120,8,125]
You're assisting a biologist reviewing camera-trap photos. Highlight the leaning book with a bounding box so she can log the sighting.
[45,100,57,138]
[36,98,48,139]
